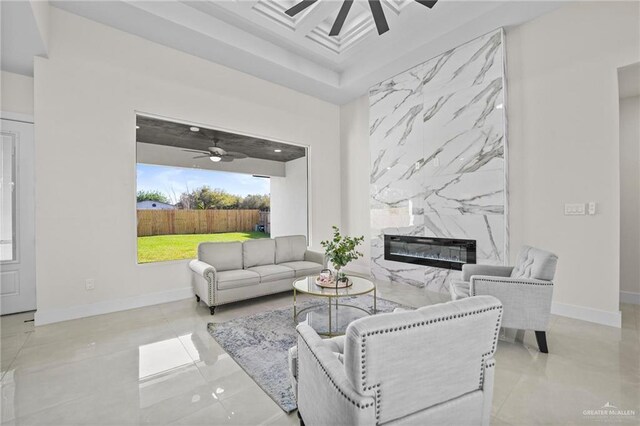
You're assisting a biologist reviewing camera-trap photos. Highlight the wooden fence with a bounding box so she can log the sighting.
[137,209,261,237]
[259,211,271,234]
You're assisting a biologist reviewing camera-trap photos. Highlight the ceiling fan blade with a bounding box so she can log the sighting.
[211,148,228,157]
[192,155,210,159]
[225,151,248,159]
[284,0,317,17]
[329,0,354,36]
[368,0,389,35]
[414,0,438,8]
[182,149,209,154]
[220,156,235,162]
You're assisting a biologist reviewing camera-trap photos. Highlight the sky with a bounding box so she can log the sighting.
[137,163,270,203]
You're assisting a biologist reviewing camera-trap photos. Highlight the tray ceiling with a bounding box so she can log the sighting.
[49,1,563,104]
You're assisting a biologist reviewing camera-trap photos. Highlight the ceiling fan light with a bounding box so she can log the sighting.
[210,155,222,162]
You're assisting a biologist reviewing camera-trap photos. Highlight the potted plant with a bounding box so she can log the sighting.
[320,226,365,285]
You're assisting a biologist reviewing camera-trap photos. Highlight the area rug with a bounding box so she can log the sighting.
[207,295,406,412]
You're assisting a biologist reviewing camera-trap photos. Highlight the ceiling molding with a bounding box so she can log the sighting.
[39,1,564,104]
[0,1,49,76]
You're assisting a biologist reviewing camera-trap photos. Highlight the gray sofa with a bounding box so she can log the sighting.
[189,235,325,314]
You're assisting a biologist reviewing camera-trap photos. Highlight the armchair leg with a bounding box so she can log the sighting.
[297,410,305,426]
[195,295,200,303]
[535,331,548,353]
[209,306,216,315]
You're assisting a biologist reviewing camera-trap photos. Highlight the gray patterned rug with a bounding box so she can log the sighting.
[207,295,405,412]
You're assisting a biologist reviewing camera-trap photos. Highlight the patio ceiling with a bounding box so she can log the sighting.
[136,115,306,162]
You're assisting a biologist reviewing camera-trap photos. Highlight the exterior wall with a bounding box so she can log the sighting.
[270,157,308,238]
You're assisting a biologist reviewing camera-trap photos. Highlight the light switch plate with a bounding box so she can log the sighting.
[588,202,596,215]
[85,278,95,290]
[564,203,586,216]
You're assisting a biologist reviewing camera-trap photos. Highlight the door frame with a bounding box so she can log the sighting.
[1,111,35,315]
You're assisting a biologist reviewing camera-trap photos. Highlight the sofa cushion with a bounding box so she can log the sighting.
[243,239,276,268]
[275,236,307,264]
[216,269,260,290]
[199,242,243,272]
[279,260,323,278]
[246,264,295,283]
[511,246,558,281]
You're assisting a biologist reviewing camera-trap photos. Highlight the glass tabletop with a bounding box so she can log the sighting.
[293,275,375,297]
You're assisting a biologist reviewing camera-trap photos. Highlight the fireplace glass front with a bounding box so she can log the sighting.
[384,235,476,271]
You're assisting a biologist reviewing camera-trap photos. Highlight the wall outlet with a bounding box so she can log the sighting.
[588,201,597,215]
[85,278,95,291]
[564,203,586,216]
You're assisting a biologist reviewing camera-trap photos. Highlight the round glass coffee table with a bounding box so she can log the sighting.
[293,275,376,337]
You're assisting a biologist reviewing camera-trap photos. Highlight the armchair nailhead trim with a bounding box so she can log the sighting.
[298,331,375,411]
[358,304,503,424]
[479,311,502,389]
[470,279,553,297]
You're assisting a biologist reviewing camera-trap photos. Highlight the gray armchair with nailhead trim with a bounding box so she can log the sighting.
[291,296,503,426]
[450,245,558,353]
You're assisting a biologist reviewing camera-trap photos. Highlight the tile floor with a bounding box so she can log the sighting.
[1,281,639,425]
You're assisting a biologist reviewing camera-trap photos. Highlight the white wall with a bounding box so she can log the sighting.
[33,8,340,324]
[506,1,640,326]
[338,2,640,326]
[340,95,371,274]
[1,71,34,116]
[619,95,640,301]
[270,157,308,238]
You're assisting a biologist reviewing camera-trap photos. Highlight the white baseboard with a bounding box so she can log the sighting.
[551,302,621,328]
[34,287,194,326]
[620,291,640,305]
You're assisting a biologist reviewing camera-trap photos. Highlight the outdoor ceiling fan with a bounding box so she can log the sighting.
[182,139,248,163]
[285,0,438,36]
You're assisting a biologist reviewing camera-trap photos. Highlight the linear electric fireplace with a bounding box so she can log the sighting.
[384,235,476,271]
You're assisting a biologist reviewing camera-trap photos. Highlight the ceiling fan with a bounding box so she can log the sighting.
[182,140,248,163]
[285,0,438,36]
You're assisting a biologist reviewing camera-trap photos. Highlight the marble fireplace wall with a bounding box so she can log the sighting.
[369,29,507,293]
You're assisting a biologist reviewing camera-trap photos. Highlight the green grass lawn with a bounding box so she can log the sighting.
[137,232,269,263]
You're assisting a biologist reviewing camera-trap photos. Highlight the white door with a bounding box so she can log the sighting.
[0,118,35,314]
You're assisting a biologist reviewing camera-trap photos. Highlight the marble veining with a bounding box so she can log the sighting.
[369,29,508,293]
